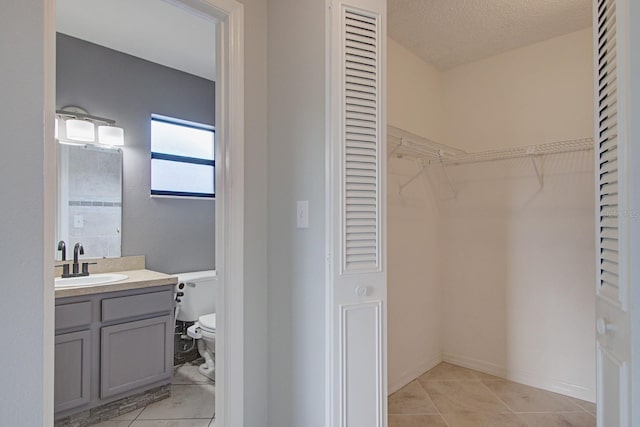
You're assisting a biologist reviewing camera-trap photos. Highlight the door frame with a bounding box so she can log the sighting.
[43,0,245,425]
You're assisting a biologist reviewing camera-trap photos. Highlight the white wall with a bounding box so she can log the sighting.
[387,157,442,393]
[0,1,55,425]
[437,28,596,401]
[439,153,596,401]
[266,0,326,426]
[388,38,447,143]
[387,38,447,393]
[387,28,596,401]
[443,28,594,152]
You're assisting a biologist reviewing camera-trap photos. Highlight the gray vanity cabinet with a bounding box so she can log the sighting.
[54,301,92,413]
[101,315,173,398]
[55,330,91,412]
[55,285,174,420]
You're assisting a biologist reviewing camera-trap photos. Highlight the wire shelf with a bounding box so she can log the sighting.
[388,126,594,165]
[388,126,595,196]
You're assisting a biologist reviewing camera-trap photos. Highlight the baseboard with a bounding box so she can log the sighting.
[388,354,442,395]
[442,353,595,403]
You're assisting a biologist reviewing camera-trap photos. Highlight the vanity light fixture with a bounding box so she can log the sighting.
[56,106,125,147]
[98,125,125,146]
[65,118,95,142]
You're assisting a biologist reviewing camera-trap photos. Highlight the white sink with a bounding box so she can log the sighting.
[55,273,128,288]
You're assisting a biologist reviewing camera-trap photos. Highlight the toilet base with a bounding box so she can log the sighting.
[198,362,215,381]
[196,338,215,381]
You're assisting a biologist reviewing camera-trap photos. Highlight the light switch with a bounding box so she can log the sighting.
[74,215,84,228]
[296,200,309,229]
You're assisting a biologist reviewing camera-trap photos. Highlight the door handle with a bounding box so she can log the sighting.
[355,286,368,297]
[597,318,615,335]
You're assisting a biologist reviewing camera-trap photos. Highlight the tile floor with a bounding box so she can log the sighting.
[94,362,215,427]
[389,362,596,427]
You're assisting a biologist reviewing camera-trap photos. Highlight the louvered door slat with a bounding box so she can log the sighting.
[600,194,618,207]
[600,145,618,162]
[596,0,620,293]
[597,6,616,37]
[342,9,380,272]
[599,74,616,94]
[598,75,618,95]
[601,248,619,263]
[346,89,376,102]
[600,159,618,174]
[600,108,618,127]
[600,137,617,154]
[601,169,618,184]
[602,260,619,275]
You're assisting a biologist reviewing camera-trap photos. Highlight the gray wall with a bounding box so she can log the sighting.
[267,0,327,425]
[630,1,640,420]
[57,33,215,274]
[0,1,55,424]
[237,0,269,425]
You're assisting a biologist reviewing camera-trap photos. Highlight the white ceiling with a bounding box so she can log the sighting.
[388,0,592,70]
[57,0,217,81]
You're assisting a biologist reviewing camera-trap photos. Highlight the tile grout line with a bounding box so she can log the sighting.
[473,370,596,418]
[475,377,518,414]
[565,397,594,415]
[415,378,442,417]
[414,378,451,427]
[131,402,146,424]
[511,410,593,414]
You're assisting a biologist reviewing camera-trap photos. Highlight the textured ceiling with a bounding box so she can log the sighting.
[388,0,592,70]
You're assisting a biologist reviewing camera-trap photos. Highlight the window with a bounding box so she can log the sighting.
[150,115,215,198]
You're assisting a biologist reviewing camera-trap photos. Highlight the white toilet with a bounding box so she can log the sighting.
[175,270,217,381]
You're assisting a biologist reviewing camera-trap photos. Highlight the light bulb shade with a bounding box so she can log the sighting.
[54,117,59,139]
[98,125,125,146]
[66,119,95,142]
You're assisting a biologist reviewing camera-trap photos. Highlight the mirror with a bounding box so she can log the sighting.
[56,143,122,259]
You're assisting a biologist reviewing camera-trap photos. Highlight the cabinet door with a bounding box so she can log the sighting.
[55,330,91,413]
[101,315,173,398]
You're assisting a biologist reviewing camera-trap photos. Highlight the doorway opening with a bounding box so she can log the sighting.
[48,0,245,426]
[385,2,597,426]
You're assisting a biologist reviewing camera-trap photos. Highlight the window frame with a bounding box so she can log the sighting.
[150,114,216,199]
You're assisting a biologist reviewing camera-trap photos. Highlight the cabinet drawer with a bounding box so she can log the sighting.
[55,301,92,331]
[101,290,173,322]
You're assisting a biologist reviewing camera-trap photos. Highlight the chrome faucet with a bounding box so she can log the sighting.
[72,243,85,275]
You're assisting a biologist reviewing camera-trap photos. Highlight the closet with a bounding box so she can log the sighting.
[386,28,596,404]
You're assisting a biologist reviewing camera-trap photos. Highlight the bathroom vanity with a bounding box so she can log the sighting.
[54,257,177,423]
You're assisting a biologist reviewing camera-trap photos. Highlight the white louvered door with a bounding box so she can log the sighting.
[328,0,387,426]
[594,0,632,425]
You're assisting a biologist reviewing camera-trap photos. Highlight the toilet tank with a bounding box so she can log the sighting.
[175,270,217,322]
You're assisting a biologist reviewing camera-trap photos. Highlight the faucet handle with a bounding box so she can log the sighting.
[55,262,71,278]
[81,261,97,275]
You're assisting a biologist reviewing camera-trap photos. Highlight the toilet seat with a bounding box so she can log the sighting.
[187,313,216,341]
[199,313,216,331]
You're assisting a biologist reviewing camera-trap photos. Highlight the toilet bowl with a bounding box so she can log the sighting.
[187,313,216,380]
[175,271,217,381]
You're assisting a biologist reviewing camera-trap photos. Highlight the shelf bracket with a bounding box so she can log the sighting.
[439,155,457,199]
[527,148,543,189]
[388,137,406,159]
[398,159,427,195]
